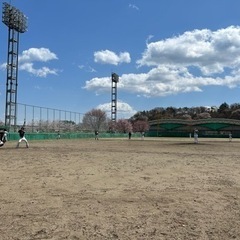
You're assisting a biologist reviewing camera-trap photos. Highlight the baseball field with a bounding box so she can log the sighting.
[0,137,239,239]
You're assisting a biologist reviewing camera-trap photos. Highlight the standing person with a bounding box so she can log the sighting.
[57,131,61,139]
[0,130,4,147]
[95,130,99,140]
[3,129,8,143]
[128,132,132,140]
[16,127,29,148]
[229,132,232,142]
[194,129,198,144]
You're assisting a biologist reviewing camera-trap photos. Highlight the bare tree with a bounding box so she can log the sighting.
[115,119,133,133]
[132,120,149,133]
[82,109,107,131]
[197,112,211,119]
[230,109,240,120]
[179,114,192,120]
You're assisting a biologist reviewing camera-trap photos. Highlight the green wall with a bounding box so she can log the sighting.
[6,132,141,141]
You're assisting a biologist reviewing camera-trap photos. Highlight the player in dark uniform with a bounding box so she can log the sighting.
[95,130,99,140]
[16,127,29,148]
[0,130,4,147]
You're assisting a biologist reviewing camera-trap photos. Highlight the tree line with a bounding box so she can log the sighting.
[83,102,240,134]
[2,102,240,133]
[82,109,149,134]
[129,102,240,122]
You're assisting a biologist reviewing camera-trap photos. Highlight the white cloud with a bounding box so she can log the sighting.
[137,26,240,75]
[18,47,58,77]
[129,4,139,11]
[0,63,7,70]
[19,48,58,63]
[83,76,114,94]
[84,66,240,98]
[78,64,96,73]
[94,50,131,65]
[85,26,240,98]
[97,100,137,119]
[19,63,58,78]
[146,35,154,45]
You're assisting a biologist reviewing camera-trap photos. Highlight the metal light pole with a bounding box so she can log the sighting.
[2,2,27,131]
[111,72,119,123]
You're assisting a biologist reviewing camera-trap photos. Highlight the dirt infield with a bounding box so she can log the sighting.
[0,137,240,239]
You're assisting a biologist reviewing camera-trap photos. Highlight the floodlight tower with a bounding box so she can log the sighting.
[2,2,28,131]
[111,72,119,123]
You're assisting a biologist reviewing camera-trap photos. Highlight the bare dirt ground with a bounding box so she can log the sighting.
[0,137,240,240]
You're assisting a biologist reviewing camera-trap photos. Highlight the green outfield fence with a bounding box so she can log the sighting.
[5,132,142,141]
[3,130,238,141]
[146,131,239,138]
[148,118,240,138]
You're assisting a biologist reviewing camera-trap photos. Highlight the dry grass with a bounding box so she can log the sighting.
[0,137,240,239]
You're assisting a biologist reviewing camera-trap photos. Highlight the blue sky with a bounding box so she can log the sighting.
[1,0,240,120]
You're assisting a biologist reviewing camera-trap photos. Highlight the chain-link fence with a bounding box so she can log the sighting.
[17,103,84,133]
[1,103,131,133]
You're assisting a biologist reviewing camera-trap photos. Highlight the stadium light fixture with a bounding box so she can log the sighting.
[2,2,27,33]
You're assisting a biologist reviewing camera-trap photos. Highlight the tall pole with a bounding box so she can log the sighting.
[5,27,20,131]
[111,73,119,123]
[2,2,28,131]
